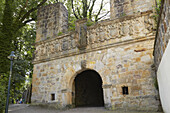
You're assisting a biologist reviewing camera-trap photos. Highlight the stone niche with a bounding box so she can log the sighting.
[36,3,68,42]
[110,0,155,19]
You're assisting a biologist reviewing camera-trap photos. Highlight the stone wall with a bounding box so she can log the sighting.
[110,0,155,19]
[32,39,159,111]
[154,0,170,112]
[32,2,160,111]
[154,0,170,71]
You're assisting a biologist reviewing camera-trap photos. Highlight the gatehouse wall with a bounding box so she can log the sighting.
[32,1,160,111]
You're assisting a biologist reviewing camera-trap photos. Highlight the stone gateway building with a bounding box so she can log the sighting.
[32,0,161,111]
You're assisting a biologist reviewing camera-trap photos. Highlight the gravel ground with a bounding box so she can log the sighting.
[8,104,163,113]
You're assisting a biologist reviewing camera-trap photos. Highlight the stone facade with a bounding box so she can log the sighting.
[32,2,160,111]
[154,0,170,71]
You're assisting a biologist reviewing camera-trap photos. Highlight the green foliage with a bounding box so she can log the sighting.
[68,18,76,31]
[0,23,36,113]
[0,0,44,112]
[0,0,14,74]
[63,0,76,31]
[58,31,63,36]
[120,13,126,17]
[0,0,5,24]
[86,19,94,26]
[0,73,8,113]
[153,0,162,23]
[68,22,76,31]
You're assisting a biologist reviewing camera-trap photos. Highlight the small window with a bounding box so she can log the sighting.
[51,94,55,100]
[122,86,128,95]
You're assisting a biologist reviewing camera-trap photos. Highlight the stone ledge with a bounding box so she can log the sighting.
[33,37,154,64]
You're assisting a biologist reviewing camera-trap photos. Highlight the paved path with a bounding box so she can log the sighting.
[9,104,163,113]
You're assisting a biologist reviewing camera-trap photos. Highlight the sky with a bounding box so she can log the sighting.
[94,0,110,20]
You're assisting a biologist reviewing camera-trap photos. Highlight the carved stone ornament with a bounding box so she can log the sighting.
[75,18,88,50]
[81,60,87,69]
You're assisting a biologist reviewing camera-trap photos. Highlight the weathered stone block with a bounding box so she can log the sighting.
[110,0,154,19]
[36,3,68,42]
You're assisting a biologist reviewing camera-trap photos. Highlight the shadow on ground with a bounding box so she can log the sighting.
[9,104,163,113]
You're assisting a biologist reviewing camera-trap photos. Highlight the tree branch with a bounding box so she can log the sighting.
[71,0,79,19]
[87,0,92,10]
[95,0,104,22]
[77,7,82,19]
[15,0,37,25]
[95,11,109,22]
[18,0,29,18]
[23,18,36,25]
[20,0,47,22]
[89,0,96,20]
[82,0,87,18]
[24,0,29,9]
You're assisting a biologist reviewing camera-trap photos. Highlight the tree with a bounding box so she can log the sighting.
[70,0,109,22]
[0,0,49,73]
[0,23,36,111]
[11,23,36,104]
[0,0,48,112]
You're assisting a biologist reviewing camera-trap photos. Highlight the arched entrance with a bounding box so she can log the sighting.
[74,70,104,107]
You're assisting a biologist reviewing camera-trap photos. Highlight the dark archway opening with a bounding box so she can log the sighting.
[75,70,104,107]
